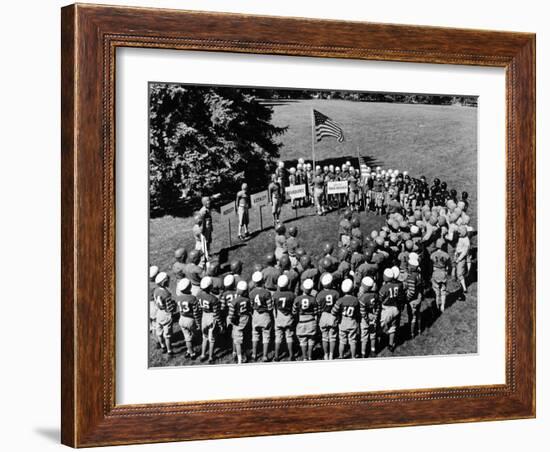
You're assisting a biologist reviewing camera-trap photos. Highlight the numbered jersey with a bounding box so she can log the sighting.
[316,289,340,313]
[272,290,295,316]
[249,287,273,314]
[176,293,200,320]
[332,295,360,320]
[358,292,379,318]
[293,294,318,317]
[220,290,237,313]
[153,287,177,313]
[228,295,252,322]
[196,290,220,314]
[379,282,404,307]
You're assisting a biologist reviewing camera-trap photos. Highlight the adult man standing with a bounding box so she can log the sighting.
[431,238,451,312]
[235,183,251,240]
[313,166,326,216]
[199,196,213,255]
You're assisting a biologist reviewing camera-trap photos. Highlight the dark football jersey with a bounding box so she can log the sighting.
[272,290,295,316]
[332,295,360,320]
[153,287,177,313]
[196,290,220,314]
[379,282,404,307]
[350,252,365,272]
[293,294,318,317]
[176,293,200,321]
[227,295,252,323]
[316,289,340,313]
[220,290,237,313]
[358,291,379,319]
[262,266,281,291]
[249,287,273,313]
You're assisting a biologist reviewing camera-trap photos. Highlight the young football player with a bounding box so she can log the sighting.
[299,255,320,292]
[249,271,274,362]
[185,249,204,296]
[227,280,252,364]
[348,168,360,211]
[454,226,471,296]
[358,276,379,357]
[430,238,451,312]
[379,268,405,352]
[196,276,222,364]
[316,273,340,360]
[338,209,352,247]
[149,265,159,334]
[152,272,177,356]
[279,254,300,295]
[172,248,188,282]
[286,226,300,268]
[268,174,283,226]
[332,278,360,359]
[272,274,296,361]
[274,224,288,261]
[293,279,319,361]
[235,183,251,240]
[405,253,423,338]
[220,274,238,358]
[176,278,201,359]
[262,253,281,294]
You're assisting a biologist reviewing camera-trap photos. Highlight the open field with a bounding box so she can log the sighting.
[149,99,478,367]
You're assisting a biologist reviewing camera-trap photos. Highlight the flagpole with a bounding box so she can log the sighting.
[311,108,316,170]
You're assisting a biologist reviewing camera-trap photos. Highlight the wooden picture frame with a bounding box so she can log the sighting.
[61,3,535,447]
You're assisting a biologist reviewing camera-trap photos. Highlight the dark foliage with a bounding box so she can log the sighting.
[149,84,287,214]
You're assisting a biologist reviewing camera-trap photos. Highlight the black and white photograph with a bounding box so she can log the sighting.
[148,83,478,367]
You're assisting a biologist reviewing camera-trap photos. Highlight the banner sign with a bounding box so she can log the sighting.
[327,180,349,194]
[251,190,269,208]
[285,184,306,200]
[220,202,236,218]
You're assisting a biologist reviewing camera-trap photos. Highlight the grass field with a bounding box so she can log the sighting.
[149,99,478,367]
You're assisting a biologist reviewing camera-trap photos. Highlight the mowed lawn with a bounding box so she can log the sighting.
[149,99,478,367]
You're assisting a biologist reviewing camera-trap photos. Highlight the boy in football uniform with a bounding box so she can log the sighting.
[293,279,319,361]
[279,254,300,294]
[206,261,223,295]
[274,224,288,261]
[332,279,360,359]
[172,248,188,282]
[454,226,471,296]
[220,274,238,358]
[299,255,320,292]
[354,249,379,292]
[358,276,380,357]
[431,238,451,312]
[249,272,274,362]
[316,273,340,360]
[338,209,352,247]
[286,226,300,268]
[349,239,365,273]
[149,265,159,334]
[268,174,283,226]
[176,278,201,359]
[235,183,251,240]
[405,253,423,337]
[379,268,405,352]
[152,272,177,356]
[272,275,296,361]
[227,280,252,364]
[185,250,204,296]
[196,276,222,364]
[262,253,282,295]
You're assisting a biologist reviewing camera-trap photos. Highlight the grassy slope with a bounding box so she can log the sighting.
[149,99,478,367]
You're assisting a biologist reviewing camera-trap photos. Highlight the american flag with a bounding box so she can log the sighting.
[313,109,345,143]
